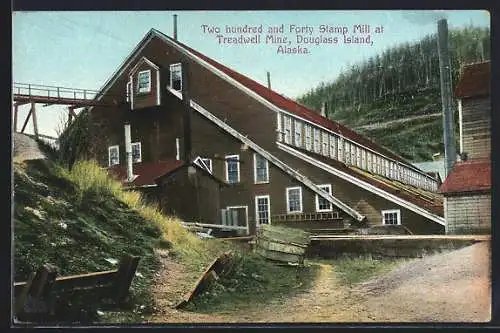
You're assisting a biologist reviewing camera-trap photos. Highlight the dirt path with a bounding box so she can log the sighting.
[147,242,491,323]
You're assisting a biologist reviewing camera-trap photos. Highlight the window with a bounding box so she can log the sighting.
[350,143,356,165]
[361,150,367,170]
[382,209,401,225]
[286,187,302,213]
[305,125,312,150]
[137,70,151,93]
[356,146,361,167]
[315,184,332,212]
[284,116,292,144]
[276,113,283,142]
[131,142,142,163]
[345,142,351,164]
[253,153,269,183]
[108,145,119,167]
[313,128,320,153]
[126,81,132,102]
[329,135,336,159]
[322,131,329,156]
[169,63,182,91]
[338,138,344,162]
[294,120,302,147]
[194,156,213,174]
[225,155,240,184]
[255,195,271,225]
[367,153,372,172]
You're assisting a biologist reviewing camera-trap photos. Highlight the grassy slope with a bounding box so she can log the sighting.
[13,146,317,322]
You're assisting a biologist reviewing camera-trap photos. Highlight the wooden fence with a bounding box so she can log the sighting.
[14,255,140,321]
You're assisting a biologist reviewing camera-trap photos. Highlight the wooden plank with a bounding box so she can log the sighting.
[258,224,310,245]
[183,221,247,231]
[114,255,140,304]
[14,270,118,295]
[256,238,307,255]
[255,247,302,264]
[20,105,33,133]
[13,104,18,132]
[31,102,38,139]
[176,251,233,309]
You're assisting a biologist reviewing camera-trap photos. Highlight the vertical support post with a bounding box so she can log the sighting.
[267,71,271,89]
[31,102,38,140]
[181,61,192,162]
[124,123,134,182]
[437,19,457,177]
[13,103,18,132]
[114,255,140,304]
[173,14,178,40]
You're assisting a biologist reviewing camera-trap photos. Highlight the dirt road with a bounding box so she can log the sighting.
[147,242,491,323]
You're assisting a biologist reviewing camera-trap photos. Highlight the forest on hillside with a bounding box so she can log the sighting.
[296,26,490,162]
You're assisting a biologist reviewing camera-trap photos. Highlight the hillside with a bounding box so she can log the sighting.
[12,134,314,323]
[297,26,490,162]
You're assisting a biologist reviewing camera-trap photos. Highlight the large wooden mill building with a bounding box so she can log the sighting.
[85,28,446,235]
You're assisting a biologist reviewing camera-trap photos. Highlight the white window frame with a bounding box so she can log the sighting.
[286,186,303,214]
[361,149,366,170]
[315,184,333,212]
[253,153,269,184]
[338,138,344,162]
[350,143,356,165]
[329,135,336,159]
[194,156,213,174]
[169,63,183,92]
[313,128,320,153]
[345,142,351,164]
[382,209,401,225]
[126,81,132,102]
[321,131,329,156]
[225,154,240,184]
[137,70,151,93]
[284,116,292,144]
[294,120,302,148]
[108,145,119,167]
[305,124,312,150]
[276,112,283,142]
[255,195,271,226]
[131,142,142,163]
[356,146,361,168]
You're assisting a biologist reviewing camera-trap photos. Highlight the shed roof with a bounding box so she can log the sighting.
[455,60,491,99]
[438,159,491,195]
[285,144,444,217]
[108,160,183,187]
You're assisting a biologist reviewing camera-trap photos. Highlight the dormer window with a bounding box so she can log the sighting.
[170,63,182,91]
[137,70,151,93]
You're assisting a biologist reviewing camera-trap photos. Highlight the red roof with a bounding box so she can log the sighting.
[455,61,491,98]
[169,36,410,165]
[108,160,183,187]
[438,159,491,194]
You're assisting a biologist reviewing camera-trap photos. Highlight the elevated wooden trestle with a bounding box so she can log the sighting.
[12,82,120,140]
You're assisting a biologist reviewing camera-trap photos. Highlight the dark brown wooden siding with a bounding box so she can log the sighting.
[130,62,160,110]
[89,35,444,234]
[157,166,221,224]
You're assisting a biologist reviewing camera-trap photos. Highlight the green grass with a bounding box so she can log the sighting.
[316,257,402,286]
[13,152,323,322]
[184,252,318,313]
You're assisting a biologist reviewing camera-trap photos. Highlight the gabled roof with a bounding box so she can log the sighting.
[108,160,183,187]
[438,159,491,195]
[164,32,411,166]
[455,61,491,99]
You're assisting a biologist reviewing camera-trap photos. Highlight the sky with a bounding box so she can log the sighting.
[12,10,490,137]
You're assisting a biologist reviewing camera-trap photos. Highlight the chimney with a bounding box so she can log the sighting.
[437,19,457,177]
[173,14,178,40]
[320,101,328,118]
[124,123,134,182]
[267,71,271,89]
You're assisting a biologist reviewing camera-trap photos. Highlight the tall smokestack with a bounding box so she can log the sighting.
[320,101,328,118]
[173,14,178,40]
[437,19,457,177]
[267,71,271,89]
[124,123,134,182]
